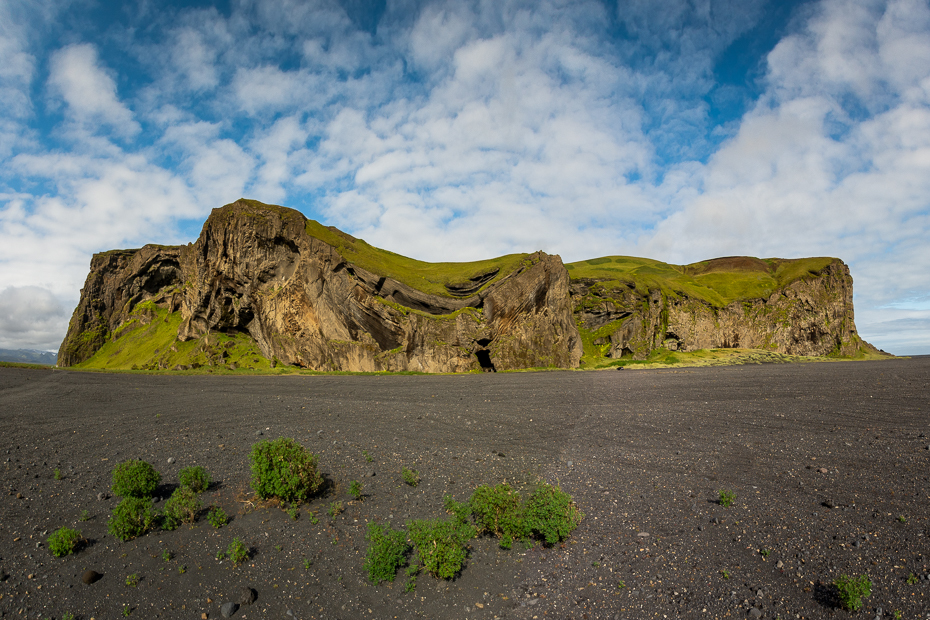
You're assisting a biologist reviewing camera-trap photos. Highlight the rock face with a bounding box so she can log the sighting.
[59,200,582,372]
[572,256,875,360]
[59,199,877,371]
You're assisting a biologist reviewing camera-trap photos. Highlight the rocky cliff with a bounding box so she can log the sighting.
[569,255,878,363]
[59,199,582,372]
[59,200,877,372]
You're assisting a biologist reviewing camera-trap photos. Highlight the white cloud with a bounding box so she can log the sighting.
[0,285,69,351]
[47,43,141,138]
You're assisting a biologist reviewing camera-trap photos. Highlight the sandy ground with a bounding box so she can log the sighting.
[1,357,928,620]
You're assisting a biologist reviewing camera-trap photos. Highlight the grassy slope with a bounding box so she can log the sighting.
[77,302,273,371]
[304,219,529,298]
[566,256,837,307]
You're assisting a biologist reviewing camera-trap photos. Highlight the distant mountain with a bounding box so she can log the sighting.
[0,349,57,365]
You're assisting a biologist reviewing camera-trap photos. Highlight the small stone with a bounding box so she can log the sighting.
[367,471,376,477]
[16,492,22,499]
[167,457,175,465]
[854,540,861,548]
[286,610,294,617]
[96,491,108,501]
[220,602,238,618]
[749,608,762,619]
[567,461,573,468]
[255,430,263,436]
[202,614,208,620]
[498,452,505,457]
[637,532,650,537]
[82,570,102,585]
[776,560,784,568]
[818,467,828,474]
[238,586,257,606]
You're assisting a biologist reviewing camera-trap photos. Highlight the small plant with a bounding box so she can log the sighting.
[207,505,228,528]
[79,509,91,522]
[349,480,363,501]
[523,482,583,545]
[249,437,323,503]
[718,490,736,507]
[894,610,903,619]
[178,465,211,493]
[328,501,344,520]
[402,466,420,487]
[404,564,420,592]
[898,514,907,523]
[54,468,62,480]
[161,549,172,562]
[161,486,201,530]
[406,510,477,580]
[177,564,186,574]
[226,537,249,566]
[469,483,527,549]
[47,527,82,557]
[760,548,771,557]
[287,503,300,520]
[834,574,871,611]
[617,580,626,589]
[303,558,312,569]
[108,497,156,541]
[364,522,410,584]
[308,511,320,525]
[111,459,161,498]
[363,449,374,463]
[125,573,139,587]
[62,613,75,620]
[122,605,131,617]
[721,569,731,579]
[907,572,918,585]
[275,544,283,552]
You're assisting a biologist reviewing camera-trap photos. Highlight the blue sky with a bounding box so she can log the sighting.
[1,0,929,355]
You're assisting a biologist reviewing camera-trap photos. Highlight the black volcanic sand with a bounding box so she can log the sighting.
[1,359,929,620]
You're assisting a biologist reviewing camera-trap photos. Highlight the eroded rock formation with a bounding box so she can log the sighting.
[59,200,582,372]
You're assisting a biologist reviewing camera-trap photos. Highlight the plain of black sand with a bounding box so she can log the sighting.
[1,357,929,620]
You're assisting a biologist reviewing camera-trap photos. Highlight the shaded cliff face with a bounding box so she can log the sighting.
[60,200,582,372]
[570,256,877,363]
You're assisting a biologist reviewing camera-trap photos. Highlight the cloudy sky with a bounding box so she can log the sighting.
[1,0,929,355]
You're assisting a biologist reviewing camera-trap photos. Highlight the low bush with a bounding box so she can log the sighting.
[406,508,477,580]
[364,523,409,584]
[349,480,363,501]
[523,482,583,545]
[111,459,161,498]
[226,537,249,565]
[835,574,871,611]
[402,466,420,487]
[47,527,82,557]
[108,497,156,541]
[249,438,322,503]
[178,465,211,493]
[161,486,201,530]
[469,483,527,549]
[718,489,736,507]
[207,505,228,528]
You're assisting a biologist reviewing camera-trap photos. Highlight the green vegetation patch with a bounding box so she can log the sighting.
[111,459,161,498]
[304,217,529,298]
[249,437,323,503]
[364,523,410,584]
[567,255,837,307]
[76,303,273,371]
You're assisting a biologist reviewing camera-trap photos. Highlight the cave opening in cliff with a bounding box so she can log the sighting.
[476,350,496,372]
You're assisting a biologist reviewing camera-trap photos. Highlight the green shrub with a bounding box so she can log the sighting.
[402,466,420,487]
[161,486,201,530]
[178,465,211,493]
[47,527,82,557]
[207,505,228,528]
[108,497,156,541]
[111,459,161,498]
[834,574,871,611]
[718,489,736,507]
[523,483,583,545]
[406,514,476,580]
[328,501,344,520]
[249,438,322,503]
[349,480,363,501]
[364,522,410,584]
[469,483,528,549]
[226,537,249,565]
[125,573,139,587]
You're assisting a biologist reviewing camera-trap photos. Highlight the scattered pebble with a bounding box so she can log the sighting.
[167,457,175,464]
[238,586,257,606]
[81,570,102,585]
[220,601,238,618]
